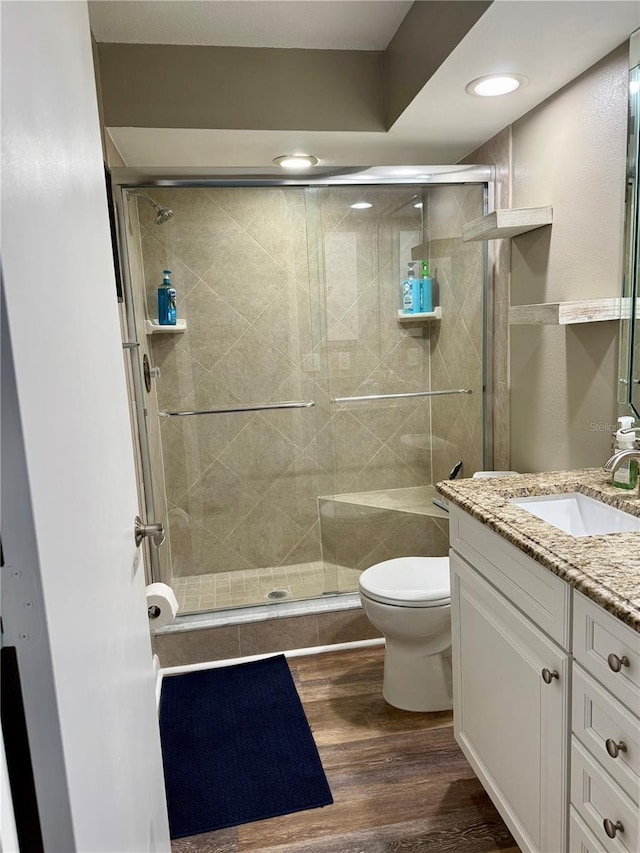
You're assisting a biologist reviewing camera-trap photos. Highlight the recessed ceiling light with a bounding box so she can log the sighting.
[350,201,372,210]
[273,154,319,170]
[466,73,528,97]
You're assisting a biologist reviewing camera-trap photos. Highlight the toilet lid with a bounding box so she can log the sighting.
[359,557,451,607]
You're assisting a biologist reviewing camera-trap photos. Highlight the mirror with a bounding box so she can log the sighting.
[620,29,640,418]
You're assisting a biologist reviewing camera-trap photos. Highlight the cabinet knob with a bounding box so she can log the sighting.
[603,818,624,839]
[605,738,627,758]
[607,653,630,673]
[541,668,559,684]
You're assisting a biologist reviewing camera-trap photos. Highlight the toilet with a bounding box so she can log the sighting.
[359,556,452,713]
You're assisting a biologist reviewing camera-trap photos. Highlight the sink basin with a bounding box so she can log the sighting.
[510,492,640,537]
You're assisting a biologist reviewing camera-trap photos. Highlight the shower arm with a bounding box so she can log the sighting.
[332,389,472,403]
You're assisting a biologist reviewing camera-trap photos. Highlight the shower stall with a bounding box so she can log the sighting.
[113,166,492,620]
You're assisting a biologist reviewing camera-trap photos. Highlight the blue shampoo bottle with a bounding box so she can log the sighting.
[157,269,177,325]
[402,262,420,314]
[420,260,433,313]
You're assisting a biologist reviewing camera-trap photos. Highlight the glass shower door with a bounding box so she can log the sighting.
[125,185,333,613]
[309,183,486,590]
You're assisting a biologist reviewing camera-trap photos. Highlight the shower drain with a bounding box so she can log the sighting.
[266,588,290,601]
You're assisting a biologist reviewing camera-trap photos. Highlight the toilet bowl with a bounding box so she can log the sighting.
[359,556,452,712]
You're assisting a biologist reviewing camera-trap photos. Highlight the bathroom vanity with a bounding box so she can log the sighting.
[436,470,640,853]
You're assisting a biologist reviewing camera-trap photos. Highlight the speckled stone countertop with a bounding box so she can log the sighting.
[436,469,640,633]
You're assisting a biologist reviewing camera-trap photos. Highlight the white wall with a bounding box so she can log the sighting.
[1,3,169,849]
[510,45,628,472]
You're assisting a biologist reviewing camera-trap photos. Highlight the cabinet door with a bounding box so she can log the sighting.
[451,550,570,853]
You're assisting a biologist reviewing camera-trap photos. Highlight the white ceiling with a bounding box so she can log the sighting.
[88,1,413,50]
[94,0,640,169]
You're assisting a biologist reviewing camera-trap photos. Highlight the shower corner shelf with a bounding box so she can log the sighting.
[462,206,553,242]
[145,319,187,334]
[397,307,442,324]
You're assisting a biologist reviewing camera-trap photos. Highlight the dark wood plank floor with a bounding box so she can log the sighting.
[171,645,521,853]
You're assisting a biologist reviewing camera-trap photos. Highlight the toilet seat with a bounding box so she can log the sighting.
[359,556,450,608]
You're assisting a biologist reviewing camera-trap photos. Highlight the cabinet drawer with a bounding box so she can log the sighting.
[450,507,570,647]
[573,591,640,716]
[571,739,639,853]
[570,806,612,852]
[572,664,640,803]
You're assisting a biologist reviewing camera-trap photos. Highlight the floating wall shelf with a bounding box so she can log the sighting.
[463,206,553,242]
[145,319,187,334]
[509,298,622,326]
[397,308,442,324]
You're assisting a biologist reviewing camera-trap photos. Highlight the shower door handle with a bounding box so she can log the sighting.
[134,516,165,548]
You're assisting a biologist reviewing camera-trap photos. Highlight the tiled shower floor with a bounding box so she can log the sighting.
[172,560,361,613]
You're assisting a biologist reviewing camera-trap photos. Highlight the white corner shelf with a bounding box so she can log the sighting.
[145,319,187,334]
[397,307,442,324]
[509,298,622,326]
[463,206,553,242]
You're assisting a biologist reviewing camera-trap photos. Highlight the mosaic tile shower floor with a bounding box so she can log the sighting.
[172,561,361,613]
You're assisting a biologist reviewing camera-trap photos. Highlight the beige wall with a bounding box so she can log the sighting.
[510,45,628,472]
[384,0,490,126]
[98,43,385,132]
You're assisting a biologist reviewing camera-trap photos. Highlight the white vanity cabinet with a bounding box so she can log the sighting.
[449,507,571,853]
[449,505,640,853]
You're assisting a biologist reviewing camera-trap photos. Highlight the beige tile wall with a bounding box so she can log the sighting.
[427,185,486,482]
[138,187,331,578]
[152,607,382,667]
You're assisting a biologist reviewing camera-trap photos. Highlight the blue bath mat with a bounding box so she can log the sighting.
[159,654,333,839]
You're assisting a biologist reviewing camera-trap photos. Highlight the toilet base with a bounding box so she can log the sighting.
[382,639,453,712]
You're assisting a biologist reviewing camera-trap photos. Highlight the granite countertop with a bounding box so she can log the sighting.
[436,468,640,633]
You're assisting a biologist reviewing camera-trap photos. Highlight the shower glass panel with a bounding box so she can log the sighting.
[125,187,333,614]
[309,184,486,590]
[118,174,487,616]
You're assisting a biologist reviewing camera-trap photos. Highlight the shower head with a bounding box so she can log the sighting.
[154,206,174,225]
[130,191,174,225]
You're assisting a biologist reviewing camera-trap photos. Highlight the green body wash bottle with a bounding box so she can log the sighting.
[612,416,638,489]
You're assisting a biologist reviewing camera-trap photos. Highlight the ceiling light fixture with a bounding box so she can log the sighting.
[273,154,319,170]
[466,73,528,97]
[350,202,372,210]
[414,202,423,209]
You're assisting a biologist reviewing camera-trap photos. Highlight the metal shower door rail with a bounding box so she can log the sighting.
[159,399,316,417]
[332,389,472,404]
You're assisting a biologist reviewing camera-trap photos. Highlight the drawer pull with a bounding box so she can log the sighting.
[607,652,630,672]
[605,738,628,758]
[541,667,559,684]
[603,818,624,839]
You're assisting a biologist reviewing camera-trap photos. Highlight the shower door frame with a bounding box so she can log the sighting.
[109,165,496,605]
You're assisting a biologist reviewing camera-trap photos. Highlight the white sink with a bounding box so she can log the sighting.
[510,492,640,537]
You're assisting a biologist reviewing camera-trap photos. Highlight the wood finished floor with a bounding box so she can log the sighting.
[170,646,521,853]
